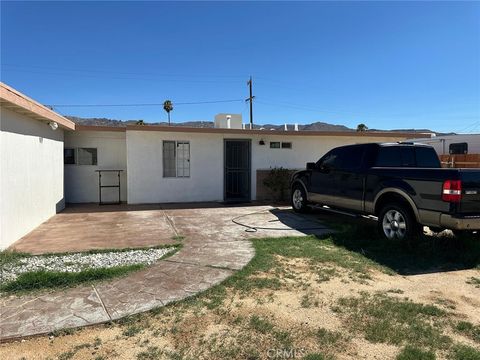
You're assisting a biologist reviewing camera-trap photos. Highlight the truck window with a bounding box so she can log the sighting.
[318,146,365,171]
[415,147,441,168]
[401,147,415,166]
[319,149,341,169]
[375,147,401,167]
[338,146,365,170]
[375,146,415,167]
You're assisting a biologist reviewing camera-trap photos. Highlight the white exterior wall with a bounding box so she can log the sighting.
[0,108,65,249]
[127,131,224,203]
[64,131,127,203]
[126,130,409,204]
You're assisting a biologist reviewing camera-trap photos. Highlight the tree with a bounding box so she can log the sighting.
[163,100,173,125]
[136,120,145,126]
[356,123,368,132]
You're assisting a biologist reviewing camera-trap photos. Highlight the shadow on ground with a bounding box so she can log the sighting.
[63,201,278,214]
[273,207,480,276]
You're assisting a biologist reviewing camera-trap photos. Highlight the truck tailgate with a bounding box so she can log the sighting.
[459,170,480,214]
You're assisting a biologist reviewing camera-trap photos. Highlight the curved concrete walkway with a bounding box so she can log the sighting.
[0,204,329,341]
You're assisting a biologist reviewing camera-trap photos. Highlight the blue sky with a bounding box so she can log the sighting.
[1,1,479,133]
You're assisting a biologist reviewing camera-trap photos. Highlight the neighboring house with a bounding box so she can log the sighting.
[0,82,75,249]
[0,82,427,249]
[405,134,480,155]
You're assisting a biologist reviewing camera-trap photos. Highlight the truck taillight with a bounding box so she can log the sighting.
[442,180,462,203]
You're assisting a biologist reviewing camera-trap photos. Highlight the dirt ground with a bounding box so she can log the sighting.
[1,249,479,360]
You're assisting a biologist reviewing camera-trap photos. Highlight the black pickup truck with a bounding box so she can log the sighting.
[291,142,480,240]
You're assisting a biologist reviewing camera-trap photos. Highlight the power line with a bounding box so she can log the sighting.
[47,99,245,108]
[456,121,480,134]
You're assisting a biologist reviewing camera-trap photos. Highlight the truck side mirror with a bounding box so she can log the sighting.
[306,162,316,170]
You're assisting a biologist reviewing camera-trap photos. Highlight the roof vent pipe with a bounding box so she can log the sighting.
[294,123,299,131]
[226,115,231,129]
[284,124,288,131]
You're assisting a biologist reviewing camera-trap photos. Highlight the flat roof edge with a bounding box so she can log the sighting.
[124,124,426,138]
[0,82,76,130]
[75,125,126,132]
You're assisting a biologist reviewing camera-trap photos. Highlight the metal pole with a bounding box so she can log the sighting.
[98,171,102,205]
[246,76,254,129]
[118,171,121,204]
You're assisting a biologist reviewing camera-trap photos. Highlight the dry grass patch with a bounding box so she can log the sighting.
[1,228,480,360]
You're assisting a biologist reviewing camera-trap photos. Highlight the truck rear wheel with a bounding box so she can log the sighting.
[291,184,309,213]
[378,203,419,241]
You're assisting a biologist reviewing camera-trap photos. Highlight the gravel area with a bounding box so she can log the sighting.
[0,247,176,283]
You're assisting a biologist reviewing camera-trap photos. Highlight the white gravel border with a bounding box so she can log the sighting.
[0,247,176,283]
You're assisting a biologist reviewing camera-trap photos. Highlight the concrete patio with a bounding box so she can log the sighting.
[1,203,331,341]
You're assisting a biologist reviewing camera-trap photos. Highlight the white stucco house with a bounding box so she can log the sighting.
[0,83,75,249]
[1,82,426,249]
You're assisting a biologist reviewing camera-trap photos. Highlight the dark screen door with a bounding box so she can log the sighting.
[224,140,251,201]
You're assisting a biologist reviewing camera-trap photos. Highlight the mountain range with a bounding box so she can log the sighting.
[66,116,449,135]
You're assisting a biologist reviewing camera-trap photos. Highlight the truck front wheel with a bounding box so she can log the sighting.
[378,204,419,241]
[291,184,309,213]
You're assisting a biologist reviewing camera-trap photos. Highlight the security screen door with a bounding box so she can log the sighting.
[224,139,251,202]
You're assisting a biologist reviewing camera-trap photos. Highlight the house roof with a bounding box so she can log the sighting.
[0,82,75,130]
[124,124,427,138]
[74,124,427,138]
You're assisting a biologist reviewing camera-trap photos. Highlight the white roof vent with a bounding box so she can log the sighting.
[214,113,243,129]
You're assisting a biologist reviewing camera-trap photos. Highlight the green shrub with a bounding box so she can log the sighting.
[263,167,293,201]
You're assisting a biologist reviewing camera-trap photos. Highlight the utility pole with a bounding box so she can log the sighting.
[246,76,255,129]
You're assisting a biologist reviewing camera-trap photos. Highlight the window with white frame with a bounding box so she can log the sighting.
[163,141,190,178]
[270,141,292,149]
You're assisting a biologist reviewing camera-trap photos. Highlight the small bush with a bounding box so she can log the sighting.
[263,167,293,201]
